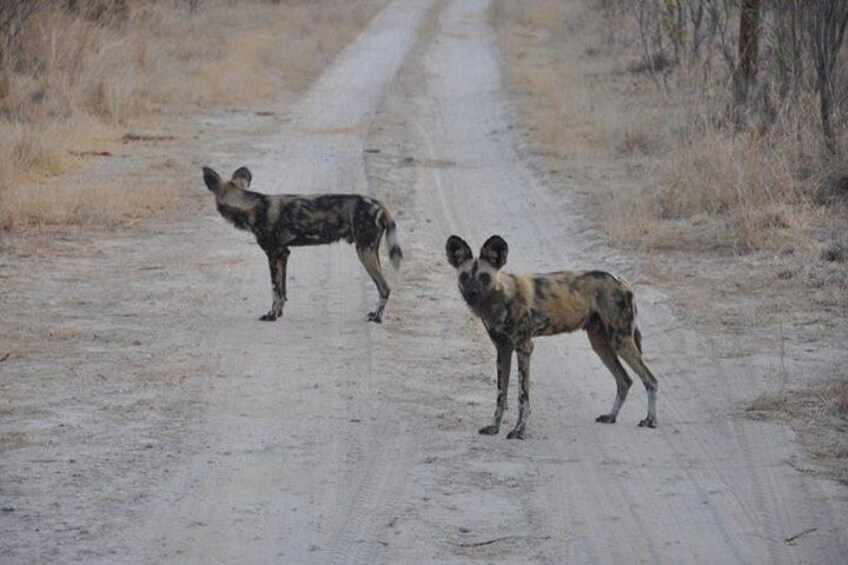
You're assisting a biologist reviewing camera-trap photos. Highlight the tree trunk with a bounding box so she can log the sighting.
[820,77,836,154]
[808,0,848,155]
[733,0,761,110]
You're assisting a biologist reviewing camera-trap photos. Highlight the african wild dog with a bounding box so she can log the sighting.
[446,235,658,439]
[203,166,403,322]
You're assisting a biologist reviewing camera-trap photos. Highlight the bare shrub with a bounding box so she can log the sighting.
[493,0,846,254]
[806,0,848,154]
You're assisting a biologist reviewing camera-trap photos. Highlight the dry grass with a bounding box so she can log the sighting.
[491,3,612,159]
[493,0,848,482]
[745,378,848,483]
[746,390,792,420]
[788,379,848,484]
[0,0,385,233]
[4,176,180,228]
[491,0,847,256]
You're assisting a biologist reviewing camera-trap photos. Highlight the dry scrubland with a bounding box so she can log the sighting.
[0,0,384,230]
[492,0,848,481]
[492,1,848,255]
[2,0,845,482]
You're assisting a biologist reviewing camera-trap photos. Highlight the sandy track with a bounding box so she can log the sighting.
[2,0,847,563]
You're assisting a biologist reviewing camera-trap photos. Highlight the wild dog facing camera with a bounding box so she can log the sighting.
[446,235,507,308]
[445,234,659,439]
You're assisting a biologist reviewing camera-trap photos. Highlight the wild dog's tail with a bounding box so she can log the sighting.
[633,311,643,354]
[378,206,403,269]
[627,287,643,354]
[615,274,643,353]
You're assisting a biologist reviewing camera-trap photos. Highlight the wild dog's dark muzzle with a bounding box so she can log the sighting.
[460,283,484,306]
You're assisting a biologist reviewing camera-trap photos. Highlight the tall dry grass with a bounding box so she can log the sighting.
[0,0,385,232]
[491,0,846,256]
[493,0,848,482]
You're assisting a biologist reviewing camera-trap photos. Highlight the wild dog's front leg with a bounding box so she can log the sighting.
[480,338,512,435]
[507,339,534,439]
[260,248,290,321]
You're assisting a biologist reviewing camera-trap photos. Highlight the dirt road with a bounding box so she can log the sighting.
[2,0,847,562]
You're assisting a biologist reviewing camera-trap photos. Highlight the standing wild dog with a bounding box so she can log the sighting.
[203,166,403,322]
[446,235,658,439]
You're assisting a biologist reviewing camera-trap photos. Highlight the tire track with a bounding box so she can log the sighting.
[131,1,435,562]
[105,0,848,562]
[390,0,848,563]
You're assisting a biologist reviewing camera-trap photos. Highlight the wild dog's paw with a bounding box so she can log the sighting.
[366,311,383,323]
[595,414,617,424]
[638,417,657,429]
[259,311,278,322]
[478,425,499,435]
[506,427,526,440]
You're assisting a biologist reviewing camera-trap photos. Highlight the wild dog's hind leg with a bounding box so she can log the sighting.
[356,245,390,323]
[586,318,633,424]
[507,339,534,439]
[480,335,512,435]
[260,247,290,321]
[614,336,658,428]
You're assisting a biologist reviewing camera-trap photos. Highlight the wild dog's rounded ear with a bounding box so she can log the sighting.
[446,235,473,268]
[480,235,508,269]
[232,167,252,186]
[202,167,222,192]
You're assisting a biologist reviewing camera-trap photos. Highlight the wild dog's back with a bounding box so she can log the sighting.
[527,270,636,339]
[265,194,395,251]
[268,194,359,246]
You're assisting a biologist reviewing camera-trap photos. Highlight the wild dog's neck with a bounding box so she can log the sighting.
[471,275,510,326]
[215,186,259,231]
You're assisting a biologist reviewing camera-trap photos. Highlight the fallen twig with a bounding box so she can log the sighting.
[785,527,817,544]
[456,535,551,548]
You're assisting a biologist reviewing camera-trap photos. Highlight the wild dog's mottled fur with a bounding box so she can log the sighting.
[446,235,658,439]
[203,166,402,322]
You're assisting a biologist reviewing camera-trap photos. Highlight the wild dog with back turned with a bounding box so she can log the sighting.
[203,166,402,322]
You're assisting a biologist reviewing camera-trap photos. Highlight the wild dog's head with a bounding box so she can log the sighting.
[445,235,508,308]
[202,166,253,193]
[202,166,259,231]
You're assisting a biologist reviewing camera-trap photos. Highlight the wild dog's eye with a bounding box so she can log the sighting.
[459,272,469,282]
[479,273,491,285]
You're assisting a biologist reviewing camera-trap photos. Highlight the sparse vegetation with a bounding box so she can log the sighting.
[492,0,848,256]
[784,379,848,484]
[746,390,791,420]
[0,0,385,232]
[493,0,848,483]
